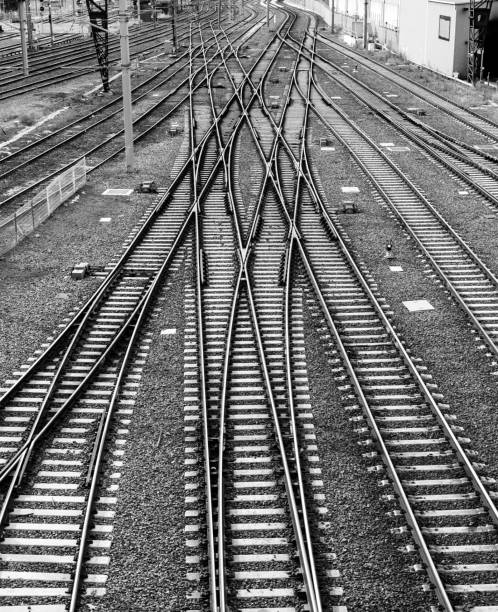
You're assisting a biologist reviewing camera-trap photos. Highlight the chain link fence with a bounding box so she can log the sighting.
[0,158,87,256]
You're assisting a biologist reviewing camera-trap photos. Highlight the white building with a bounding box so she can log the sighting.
[329,0,497,78]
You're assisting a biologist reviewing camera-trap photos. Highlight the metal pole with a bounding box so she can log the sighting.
[137,0,140,27]
[119,0,134,171]
[171,0,176,50]
[266,0,269,29]
[48,0,54,44]
[26,0,34,49]
[330,0,334,32]
[18,0,29,76]
[217,0,220,29]
[363,0,368,48]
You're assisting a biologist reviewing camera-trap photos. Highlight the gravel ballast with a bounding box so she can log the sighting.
[309,124,498,490]
[0,119,184,385]
[93,264,188,612]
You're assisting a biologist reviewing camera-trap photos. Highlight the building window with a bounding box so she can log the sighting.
[439,15,451,41]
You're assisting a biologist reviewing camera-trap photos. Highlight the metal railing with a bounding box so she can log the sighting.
[0,157,86,255]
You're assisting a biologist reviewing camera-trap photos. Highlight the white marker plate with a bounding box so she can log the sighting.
[99,218,111,223]
[380,142,395,147]
[102,188,134,197]
[161,328,177,335]
[389,266,403,272]
[458,191,469,195]
[403,300,434,312]
[341,186,359,194]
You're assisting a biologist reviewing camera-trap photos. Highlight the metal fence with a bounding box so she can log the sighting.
[0,158,87,256]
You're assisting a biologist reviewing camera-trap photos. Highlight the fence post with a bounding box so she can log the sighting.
[47,188,50,215]
[31,199,35,233]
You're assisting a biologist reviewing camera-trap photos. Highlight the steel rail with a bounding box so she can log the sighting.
[305,72,498,360]
[283,33,498,205]
[315,32,498,140]
[68,189,196,612]
[0,10,273,417]
[286,33,498,164]
[292,32,498,611]
[0,14,272,608]
[0,23,179,99]
[0,10,256,180]
[213,19,323,610]
[189,23,219,611]
[192,13,291,205]
[264,26,455,610]
[205,13,325,609]
[0,23,259,478]
[281,24,322,609]
[0,15,259,212]
[197,15,299,609]
[225,18,498,607]
[0,10,205,86]
[297,32,498,526]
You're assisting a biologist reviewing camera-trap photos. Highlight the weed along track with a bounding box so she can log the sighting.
[1,0,498,610]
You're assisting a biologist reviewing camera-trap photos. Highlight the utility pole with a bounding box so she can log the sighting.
[136,0,140,27]
[363,0,368,48]
[266,0,269,29]
[171,0,176,50]
[26,0,34,49]
[18,0,29,75]
[217,0,220,29]
[48,0,54,45]
[330,0,334,32]
[118,0,134,171]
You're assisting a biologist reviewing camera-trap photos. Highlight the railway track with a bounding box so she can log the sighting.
[284,34,498,206]
[277,30,498,369]
[213,10,498,609]
[0,17,190,100]
[2,2,498,610]
[0,17,249,607]
[184,12,345,610]
[0,10,261,216]
[315,32,498,144]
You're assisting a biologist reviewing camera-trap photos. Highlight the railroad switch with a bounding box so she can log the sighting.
[71,262,90,280]
[136,181,158,193]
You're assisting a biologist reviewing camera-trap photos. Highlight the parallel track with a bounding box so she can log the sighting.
[316,33,498,143]
[2,3,498,611]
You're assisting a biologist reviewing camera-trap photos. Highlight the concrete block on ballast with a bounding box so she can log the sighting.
[71,262,90,280]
